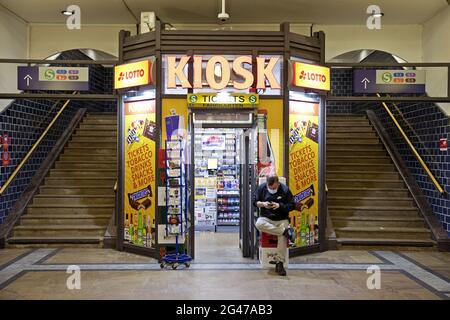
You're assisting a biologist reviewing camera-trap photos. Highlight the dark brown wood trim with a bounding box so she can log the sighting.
[366,110,450,251]
[0,108,87,246]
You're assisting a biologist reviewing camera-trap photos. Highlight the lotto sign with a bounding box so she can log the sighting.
[114,60,153,89]
[291,62,330,91]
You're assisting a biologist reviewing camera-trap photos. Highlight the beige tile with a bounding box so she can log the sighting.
[42,248,157,264]
[0,269,441,300]
[289,250,383,264]
[399,251,450,280]
[0,249,31,267]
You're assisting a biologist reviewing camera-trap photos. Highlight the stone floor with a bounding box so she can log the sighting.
[0,232,449,300]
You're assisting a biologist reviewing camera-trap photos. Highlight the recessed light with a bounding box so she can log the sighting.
[372,12,384,18]
[61,10,74,16]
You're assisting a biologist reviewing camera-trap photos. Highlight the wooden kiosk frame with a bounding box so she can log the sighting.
[116,21,328,259]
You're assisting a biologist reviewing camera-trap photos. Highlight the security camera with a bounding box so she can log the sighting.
[218,12,230,22]
[217,0,229,22]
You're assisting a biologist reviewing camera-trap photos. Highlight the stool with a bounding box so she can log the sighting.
[259,232,289,269]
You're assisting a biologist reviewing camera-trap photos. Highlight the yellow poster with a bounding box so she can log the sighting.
[288,100,319,247]
[123,99,156,248]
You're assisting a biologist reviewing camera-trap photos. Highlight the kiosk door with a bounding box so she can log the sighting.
[239,128,257,258]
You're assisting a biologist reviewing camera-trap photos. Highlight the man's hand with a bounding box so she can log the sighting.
[270,202,280,210]
[257,201,271,209]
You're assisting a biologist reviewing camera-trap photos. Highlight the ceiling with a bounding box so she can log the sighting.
[0,0,448,25]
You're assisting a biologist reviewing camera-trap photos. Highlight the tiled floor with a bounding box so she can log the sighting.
[0,232,449,300]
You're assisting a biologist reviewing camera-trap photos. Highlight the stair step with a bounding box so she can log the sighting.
[327,121,370,127]
[327,164,396,172]
[64,148,116,155]
[327,171,400,180]
[82,119,117,125]
[49,169,116,177]
[327,132,376,138]
[27,206,114,215]
[7,236,103,245]
[59,155,117,162]
[13,225,107,237]
[71,136,117,142]
[79,124,117,130]
[68,141,117,148]
[32,195,115,205]
[327,179,404,188]
[328,150,386,157]
[327,188,409,198]
[335,226,432,240]
[327,114,367,120]
[327,138,380,144]
[21,214,111,225]
[55,162,116,169]
[45,177,115,187]
[327,126,373,133]
[328,144,384,151]
[336,238,435,247]
[327,196,414,207]
[39,186,115,197]
[332,216,425,228]
[326,156,391,164]
[329,207,419,217]
[74,131,117,137]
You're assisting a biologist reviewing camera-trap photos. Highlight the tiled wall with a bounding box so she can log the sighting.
[327,67,450,236]
[0,49,116,225]
[327,68,353,114]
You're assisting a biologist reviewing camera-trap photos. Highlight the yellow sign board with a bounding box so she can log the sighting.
[114,60,153,89]
[291,62,330,91]
[187,93,259,107]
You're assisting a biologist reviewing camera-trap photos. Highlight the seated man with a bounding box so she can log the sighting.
[253,175,295,276]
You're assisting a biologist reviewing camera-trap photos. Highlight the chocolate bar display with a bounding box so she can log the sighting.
[127,185,153,210]
[143,119,157,141]
[306,121,319,143]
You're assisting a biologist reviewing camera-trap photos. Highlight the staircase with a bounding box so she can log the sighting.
[7,112,117,247]
[326,114,436,249]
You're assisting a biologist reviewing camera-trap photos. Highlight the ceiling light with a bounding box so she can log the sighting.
[372,12,384,18]
[61,10,74,16]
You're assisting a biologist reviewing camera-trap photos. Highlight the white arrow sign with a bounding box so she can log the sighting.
[24,74,32,86]
[361,77,370,89]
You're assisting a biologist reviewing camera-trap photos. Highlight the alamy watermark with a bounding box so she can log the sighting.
[65,5,81,30]
[366,5,382,30]
[366,265,381,290]
[66,265,81,290]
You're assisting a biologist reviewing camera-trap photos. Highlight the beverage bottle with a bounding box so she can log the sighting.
[314,215,319,244]
[305,214,310,246]
[309,214,315,245]
[256,109,276,177]
[137,207,144,245]
[300,213,307,246]
[124,213,130,241]
[128,214,134,243]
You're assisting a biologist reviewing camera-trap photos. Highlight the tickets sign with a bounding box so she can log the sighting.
[115,60,153,89]
[187,93,259,107]
[291,62,330,91]
[123,99,157,248]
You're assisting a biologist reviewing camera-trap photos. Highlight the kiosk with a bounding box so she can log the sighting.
[115,22,329,259]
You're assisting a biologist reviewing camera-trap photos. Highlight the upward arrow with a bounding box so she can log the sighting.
[24,74,32,86]
[361,77,370,90]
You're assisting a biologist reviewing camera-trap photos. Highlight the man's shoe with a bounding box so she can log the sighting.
[275,262,286,276]
[283,227,295,243]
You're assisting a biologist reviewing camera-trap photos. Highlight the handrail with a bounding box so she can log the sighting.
[0,92,76,195]
[376,93,445,195]
[114,181,117,192]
